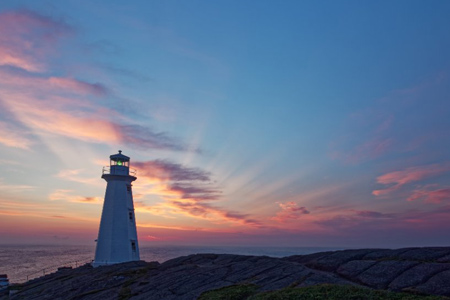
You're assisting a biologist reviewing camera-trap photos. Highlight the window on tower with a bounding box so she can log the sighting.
[129,211,133,220]
[131,241,136,252]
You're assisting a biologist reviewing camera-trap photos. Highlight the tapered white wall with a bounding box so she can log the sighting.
[92,174,139,267]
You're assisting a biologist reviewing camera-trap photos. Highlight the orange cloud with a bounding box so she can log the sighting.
[0,71,187,151]
[49,189,101,204]
[134,159,262,227]
[373,163,450,196]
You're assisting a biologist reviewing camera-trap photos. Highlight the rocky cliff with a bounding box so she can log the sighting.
[2,247,450,299]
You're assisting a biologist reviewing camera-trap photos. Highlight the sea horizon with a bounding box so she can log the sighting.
[0,244,348,284]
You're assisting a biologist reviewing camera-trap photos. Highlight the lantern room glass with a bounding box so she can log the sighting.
[111,159,129,167]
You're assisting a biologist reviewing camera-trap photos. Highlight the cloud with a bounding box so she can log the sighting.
[315,205,450,244]
[352,210,395,219]
[0,179,34,191]
[373,163,450,196]
[51,215,67,219]
[170,200,261,226]
[48,77,108,96]
[330,114,394,164]
[168,183,221,201]
[118,125,189,152]
[49,189,100,203]
[0,120,33,149]
[0,69,107,99]
[331,74,450,167]
[0,10,191,153]
[134,159,260,227]
[56,169,101,186]
[134,160,211,182]
[0,9,72,72]
[78,196,100,203]
[97,64,151,82]
[272,201,309,223]
[316,209,395,229]
[0,68,189,152]
[408,187,450,204]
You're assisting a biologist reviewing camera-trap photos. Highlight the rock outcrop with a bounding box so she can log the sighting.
[3,247,450,299]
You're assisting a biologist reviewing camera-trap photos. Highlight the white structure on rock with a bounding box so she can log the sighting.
[92,150,140,267]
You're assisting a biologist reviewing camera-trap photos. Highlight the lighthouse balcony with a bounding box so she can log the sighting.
[102,166,137,176]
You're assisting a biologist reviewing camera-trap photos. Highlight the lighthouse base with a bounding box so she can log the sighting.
[91,259,140,268]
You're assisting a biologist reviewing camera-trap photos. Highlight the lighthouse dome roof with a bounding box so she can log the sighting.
[110,150,130,162]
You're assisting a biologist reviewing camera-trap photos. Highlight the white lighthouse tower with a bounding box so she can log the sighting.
[93,150,140,267]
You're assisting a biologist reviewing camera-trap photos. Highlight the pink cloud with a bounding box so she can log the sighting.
[0,68,189,151]
[0,69,107,99]
[373,163,450,196]
[0,10,72,72]
[272,201,309,223]
[408,187,450,204]
[0,11,191,153]
[346,137,393,164]
[330,113,394,164]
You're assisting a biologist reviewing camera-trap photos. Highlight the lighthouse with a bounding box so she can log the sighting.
[93,150,140,267]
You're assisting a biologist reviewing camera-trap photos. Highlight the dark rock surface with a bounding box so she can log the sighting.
[3,247,450,299]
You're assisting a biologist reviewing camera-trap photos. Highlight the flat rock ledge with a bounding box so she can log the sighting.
[2,247,450,300]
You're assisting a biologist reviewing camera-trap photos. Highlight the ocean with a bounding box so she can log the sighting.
[0,245,342,283]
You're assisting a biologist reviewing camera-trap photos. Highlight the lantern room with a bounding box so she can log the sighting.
[109,150,130,175]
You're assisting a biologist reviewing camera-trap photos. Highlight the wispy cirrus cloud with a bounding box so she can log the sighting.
[315,206,450,244]
[48,77,109,96]
[352,210,395,218]
[372,163,450,197]
[56,169,100,186]
[134,159,260,227]
[169,200,260,226]
[0,120,33,149]
[408,186,450,204]
[0,10,192,153]
[331,74,450,166]
[0,179,34,191]
[316,209,396,230]
[134,160,211,182]
[49,189,101,204]
[0,9,72,72]
[0,68,189,152]
[118,125,190,152]
[272,201,309,223]
[331,113,395,164]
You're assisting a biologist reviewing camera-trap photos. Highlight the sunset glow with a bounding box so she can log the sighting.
[1,1,450,248]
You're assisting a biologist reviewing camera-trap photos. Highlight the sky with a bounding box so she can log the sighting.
[1,0,450,248]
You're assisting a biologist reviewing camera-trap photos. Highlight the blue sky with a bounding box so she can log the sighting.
[1,0,450,247]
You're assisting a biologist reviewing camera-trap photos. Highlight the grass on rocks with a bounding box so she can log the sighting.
[198,284,447,300]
